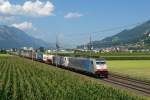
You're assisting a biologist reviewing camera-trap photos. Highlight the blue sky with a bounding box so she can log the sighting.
[0,0,150,48]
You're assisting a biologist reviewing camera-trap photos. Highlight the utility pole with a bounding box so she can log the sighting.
[32,43,35,66]
[56,35,59,67]
[89,33,92,58]
[32,46,34,61]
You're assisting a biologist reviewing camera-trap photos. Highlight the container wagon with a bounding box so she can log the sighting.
[36,52,43,61]
[43,54,54,64]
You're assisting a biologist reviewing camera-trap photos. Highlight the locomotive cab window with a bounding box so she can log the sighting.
[96,61,106,65]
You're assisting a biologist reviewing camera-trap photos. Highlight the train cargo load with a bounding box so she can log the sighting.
[68,57,94,73]
[36,52,43,61]
[43,54,54,64]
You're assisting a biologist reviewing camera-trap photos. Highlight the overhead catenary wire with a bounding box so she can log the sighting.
[64,21,142,39]
[91,22,142,34]
[55,20,148,48]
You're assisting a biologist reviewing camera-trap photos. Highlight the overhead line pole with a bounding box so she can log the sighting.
[89,33,92,58]
[32,44,34,61]
[56,35,59,67]
[32,43,35,66]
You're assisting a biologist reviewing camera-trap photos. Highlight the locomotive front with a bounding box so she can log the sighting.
[94,60,108,78]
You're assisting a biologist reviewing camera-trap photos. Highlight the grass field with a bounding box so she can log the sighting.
[108,60,150,81]
[0,56,146,100]
[0,54,11,56]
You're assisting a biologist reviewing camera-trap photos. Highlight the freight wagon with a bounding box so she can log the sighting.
[36,52,43,61]
[60,56,69,67]
[52,56,69,67]
[52,56,62,66]
[43,54,54,64]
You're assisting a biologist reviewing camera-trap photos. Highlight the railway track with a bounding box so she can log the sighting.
[103,73,150,97]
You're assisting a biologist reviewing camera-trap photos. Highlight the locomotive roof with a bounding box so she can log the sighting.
[96,58,106,61]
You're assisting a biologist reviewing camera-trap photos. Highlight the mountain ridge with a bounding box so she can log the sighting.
[0,25,53,48]
[78,20,150,49]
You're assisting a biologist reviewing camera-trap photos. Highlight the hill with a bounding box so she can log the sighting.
[78,20,150,48]
[0,25,53,48]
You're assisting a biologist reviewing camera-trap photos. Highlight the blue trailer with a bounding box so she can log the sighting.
[36,52,43,61]
[68,57,94,73]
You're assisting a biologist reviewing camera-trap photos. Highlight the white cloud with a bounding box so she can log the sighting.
[0,15,15,21]
[0,0,54,17]
[12,22,35,30]
[64,12,83,19]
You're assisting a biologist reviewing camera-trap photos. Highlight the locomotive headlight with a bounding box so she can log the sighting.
[96,64,107,70]
[96,65,101,69]
[102,64,107,69]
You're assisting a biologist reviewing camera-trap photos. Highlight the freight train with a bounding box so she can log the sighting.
[18,50,108,78]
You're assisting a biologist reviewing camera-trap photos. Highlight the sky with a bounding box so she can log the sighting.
[0,0,150,48]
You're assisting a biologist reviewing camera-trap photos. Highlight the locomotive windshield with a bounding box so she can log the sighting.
[96,61,106,65]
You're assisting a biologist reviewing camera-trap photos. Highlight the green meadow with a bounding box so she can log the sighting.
[108,60,150,81]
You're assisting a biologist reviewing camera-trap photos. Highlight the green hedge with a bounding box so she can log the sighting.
[58,53,150,60]
[101,56,150,60]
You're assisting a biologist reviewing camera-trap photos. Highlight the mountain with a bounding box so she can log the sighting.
[0,25,53,48]
[78,20,150,48]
